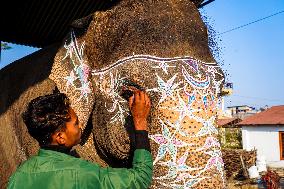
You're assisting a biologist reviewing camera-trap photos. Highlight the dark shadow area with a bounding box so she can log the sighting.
[80,112,95,146]
[99,0,121,11]
[93,115,135,168]
[1,0,122,47]
[90,79,145,168]
[0,43,61,115]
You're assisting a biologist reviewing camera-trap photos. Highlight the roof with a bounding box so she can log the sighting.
[237,105,284,126]
[217,117,242,128]
[0,0,211,48]
[227,105,255,109]
[1,0,115,48]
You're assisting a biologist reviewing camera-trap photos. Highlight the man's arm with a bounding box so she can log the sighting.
[99,90,153,188]
[97,148,153,189]
[102,89,153,187]
[79,90,153,189]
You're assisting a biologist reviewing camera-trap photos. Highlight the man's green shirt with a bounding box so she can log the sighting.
[8,149,153,189]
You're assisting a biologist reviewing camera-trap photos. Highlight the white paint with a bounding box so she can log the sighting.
[92,55,226,187]
[242,126,284,164]
[92,54,217,75]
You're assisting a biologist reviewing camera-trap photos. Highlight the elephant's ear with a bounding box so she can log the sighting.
[49,29,94,129]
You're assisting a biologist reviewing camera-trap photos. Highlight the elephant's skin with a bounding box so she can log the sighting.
[50,0,226,188]
[0,44,60,188]
[1,0,226,188]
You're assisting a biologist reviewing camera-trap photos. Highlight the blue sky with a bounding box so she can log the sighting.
[1,0,284,109]
[201,0,284,109]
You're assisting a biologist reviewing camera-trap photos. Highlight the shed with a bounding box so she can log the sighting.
[237,105,284,166]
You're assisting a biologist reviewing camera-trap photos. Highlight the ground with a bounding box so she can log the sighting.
[227,167,284,189]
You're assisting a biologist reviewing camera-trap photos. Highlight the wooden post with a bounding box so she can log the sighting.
[240,155,249,179]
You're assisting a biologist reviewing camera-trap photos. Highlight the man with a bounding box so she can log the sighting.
[8,90,153,189]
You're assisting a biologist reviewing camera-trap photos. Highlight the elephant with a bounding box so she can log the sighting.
[0,0,226,188]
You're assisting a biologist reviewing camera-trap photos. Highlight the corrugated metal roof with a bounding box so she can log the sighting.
[0,0,209,48]
[237,105,284,126]
[1,0,116,47]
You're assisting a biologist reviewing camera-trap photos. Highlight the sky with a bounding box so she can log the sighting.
[1,0,284,109]
[201,0,284,109]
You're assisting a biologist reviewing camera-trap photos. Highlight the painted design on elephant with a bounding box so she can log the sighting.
[152,61,176,74]
[147,57,224,187]
[166,120,188,137]
[104,72,129,124]
[149,119,193,164]
[182,65,221,110]
[169,178,208,189]
[196,136,220,151]
[158,176,209,189]
[155,150,202,180]
[62,30,92,102]
[195,116,218,137]
[92,54,216,75]
[182,66,210,89]
[147,74,182,104]
[90,69,130,125]
[92,55,225,188]
[183,59,199,73]
[204,149,225,185]
[162,93,200,134]
[206,66,224,96]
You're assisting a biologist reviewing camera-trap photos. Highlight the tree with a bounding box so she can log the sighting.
[1,42,12,50]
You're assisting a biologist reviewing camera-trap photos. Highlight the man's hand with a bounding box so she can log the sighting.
[127,89,151,131]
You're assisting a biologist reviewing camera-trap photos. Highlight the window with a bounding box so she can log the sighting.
[280,132,284,160]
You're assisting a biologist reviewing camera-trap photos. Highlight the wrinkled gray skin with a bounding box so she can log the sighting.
[0,44,60,188]
[0,1,226,188]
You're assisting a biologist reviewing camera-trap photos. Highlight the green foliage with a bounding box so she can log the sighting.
[1,42,12,50]
[218,128,242,149]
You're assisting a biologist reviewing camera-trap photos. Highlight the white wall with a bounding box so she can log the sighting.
[242,126,284,162]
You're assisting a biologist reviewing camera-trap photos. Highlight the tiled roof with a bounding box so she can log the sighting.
[237,105,284,126]
[217,117,242,128]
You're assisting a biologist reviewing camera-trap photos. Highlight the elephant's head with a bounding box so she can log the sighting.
[50,0,226,188]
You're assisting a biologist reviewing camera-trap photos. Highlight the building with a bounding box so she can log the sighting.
[237,105,284,167]
[227,105,259,119]
[219,82,233,117]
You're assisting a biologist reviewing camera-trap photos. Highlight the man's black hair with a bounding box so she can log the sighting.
[22,93,71,146]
